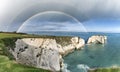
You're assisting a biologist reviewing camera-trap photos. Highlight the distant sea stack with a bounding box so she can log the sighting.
[10,36,85,72]
[87,35,107,44]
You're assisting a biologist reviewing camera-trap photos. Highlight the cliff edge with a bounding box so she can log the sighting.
[10,36,85,72]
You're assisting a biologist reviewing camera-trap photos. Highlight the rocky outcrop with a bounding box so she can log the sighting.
[87,35,107,44]
[11,36,85,72]
[58,37,85,55]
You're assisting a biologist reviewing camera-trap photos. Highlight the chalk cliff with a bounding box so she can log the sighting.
[11,36,85,72]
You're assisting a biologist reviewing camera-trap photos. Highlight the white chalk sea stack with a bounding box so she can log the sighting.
[87,35,107,44]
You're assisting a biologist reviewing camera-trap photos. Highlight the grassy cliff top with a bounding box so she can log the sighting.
[0,32,73,46]
[0,32,73,39]
[0,32,38,39]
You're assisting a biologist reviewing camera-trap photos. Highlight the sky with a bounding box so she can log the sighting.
[0,0,120,33]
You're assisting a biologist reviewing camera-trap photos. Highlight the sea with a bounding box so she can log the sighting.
[28,31,120,72]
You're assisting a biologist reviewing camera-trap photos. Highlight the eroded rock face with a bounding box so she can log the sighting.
[12,38,60,71]
[11,37,85,72]
[87,35,107,44]
[71,37,85,49]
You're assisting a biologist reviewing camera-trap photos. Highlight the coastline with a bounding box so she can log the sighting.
[0,32,120,70]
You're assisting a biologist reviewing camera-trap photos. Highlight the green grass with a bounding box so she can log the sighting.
[0,32,73,47]
[89,68,120,72]
[0,32,38,39]
[0,55,51,72]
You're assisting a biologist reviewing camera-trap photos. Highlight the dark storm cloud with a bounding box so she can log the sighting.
[0,0,120,31]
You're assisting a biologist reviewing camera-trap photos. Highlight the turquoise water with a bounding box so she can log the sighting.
[63,33,120,72]
[29,32,120,72]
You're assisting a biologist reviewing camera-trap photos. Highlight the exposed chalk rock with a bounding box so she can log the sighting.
[71,37,85,49]
[87,35,107,44]
[11,37,85,72]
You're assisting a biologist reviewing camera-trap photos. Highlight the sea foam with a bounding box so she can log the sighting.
[77,64,90,72]
[61,63,71,72]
